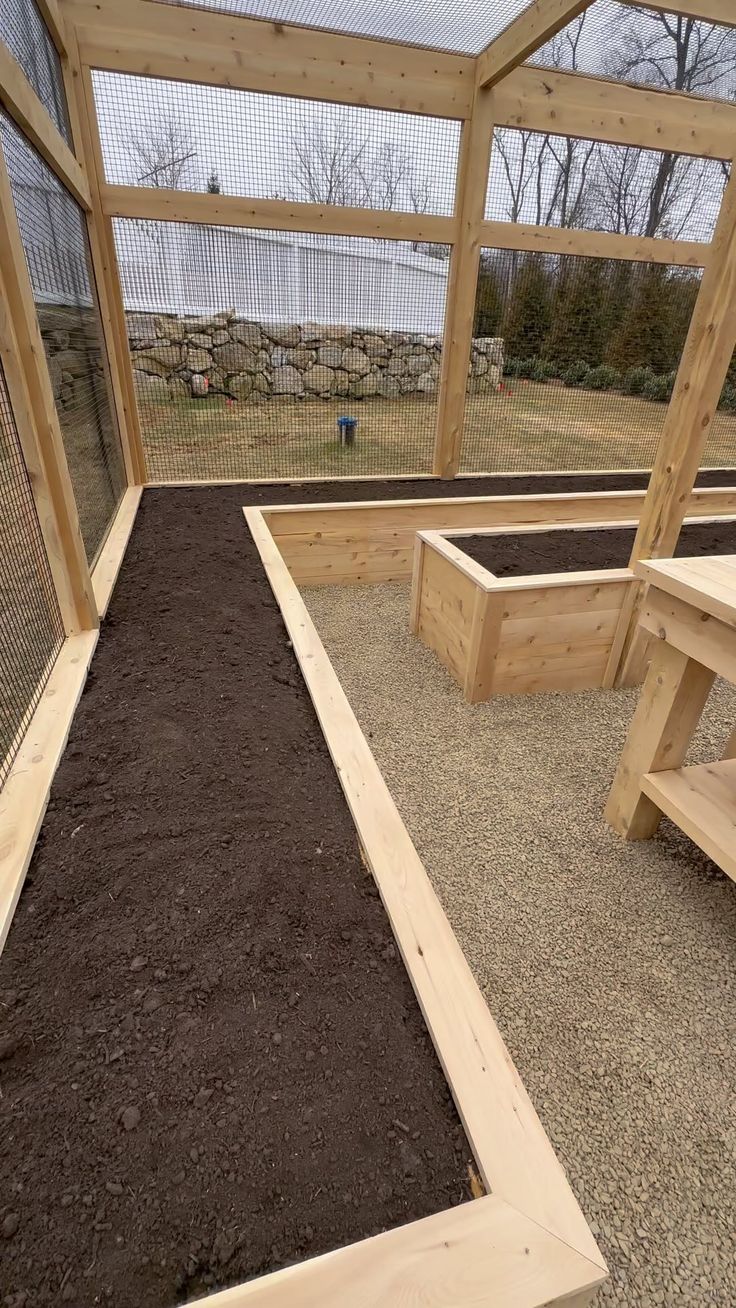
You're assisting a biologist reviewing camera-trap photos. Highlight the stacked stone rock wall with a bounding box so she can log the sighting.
[125,311,504,404]
[37,305,106,410]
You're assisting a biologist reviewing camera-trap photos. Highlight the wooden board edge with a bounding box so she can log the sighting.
[91,486,142,617]
[0,631,98,954]
[420,529,500,591]
[188,1194,605,1308]
[243,505,607,1274]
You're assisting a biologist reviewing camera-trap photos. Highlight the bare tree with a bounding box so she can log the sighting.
[130,115,198,189]
[491,14,596,230]
[600,10,734,236]
[277,109,436,216]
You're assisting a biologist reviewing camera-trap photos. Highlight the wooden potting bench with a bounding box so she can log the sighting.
[606,556,736,882]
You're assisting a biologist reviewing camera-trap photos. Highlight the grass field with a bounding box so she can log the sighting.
[137,381,736,481]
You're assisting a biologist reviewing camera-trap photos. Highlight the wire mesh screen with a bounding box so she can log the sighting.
[486,127,726,240]
[0,357,65,789]
[529,4,736,105]
[460,249,736,474]
[0,0,71,142]
[113,218,450,480]
[92,72,460,214]
[1,113,126,562]
[148,0,531,55]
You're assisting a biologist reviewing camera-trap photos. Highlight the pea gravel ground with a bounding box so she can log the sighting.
[303,581,736,1308]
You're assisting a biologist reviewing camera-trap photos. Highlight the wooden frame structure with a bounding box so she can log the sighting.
[410,517,736,699]
[606,555,736,883]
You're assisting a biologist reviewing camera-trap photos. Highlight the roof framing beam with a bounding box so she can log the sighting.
[100,184,457,244]
[476,0,594,89]
[619,0,736,25]
[491,65,736,159]
[62,0,474,118]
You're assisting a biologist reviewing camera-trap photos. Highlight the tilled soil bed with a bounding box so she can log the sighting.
[1,473,734,1306]
[450,518,736,577]
[0,484,484,1308]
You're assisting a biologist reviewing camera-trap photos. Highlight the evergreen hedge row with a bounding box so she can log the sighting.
[501,356,736,412]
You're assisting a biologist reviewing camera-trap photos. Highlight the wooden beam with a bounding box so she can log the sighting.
[65,0,473,118]
[620,0,736,27]
[610,167,736,685]
[91,485,141,617]
[0,632,98,954]
[491,65,736,159]
[433,91,495,479]
[100,184,457,245]
[480,220,709,268]
[36,0,68,54]
[66,46,147,482]
[477,0,594,90]
[193,1192,604,1307]
[0,41,90,208]
[605,639,716,839]
[0,148,98,633]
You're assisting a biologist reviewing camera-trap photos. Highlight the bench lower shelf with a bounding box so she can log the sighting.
[641,759,736,882]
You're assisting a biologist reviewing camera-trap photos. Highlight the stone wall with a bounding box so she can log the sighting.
[37,305,105,410]
[125,311,504,404]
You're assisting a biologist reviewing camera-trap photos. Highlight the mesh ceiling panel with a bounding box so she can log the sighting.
[148,0,531,55]
[92,71,461,213]
[531,2,736,104]
[0,0,71,141]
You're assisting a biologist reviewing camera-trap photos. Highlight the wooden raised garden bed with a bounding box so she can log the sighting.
[410,518,736,700]
[0,484,608,1308]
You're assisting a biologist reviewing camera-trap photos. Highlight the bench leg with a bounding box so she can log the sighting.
[605,641,715,840]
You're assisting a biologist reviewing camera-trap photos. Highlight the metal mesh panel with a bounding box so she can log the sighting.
[487,127,727,239]
[0,358,65,789]
[92,72,460,214]
[1,113,126,562]
[149,0,530,55]
[113,218,449,480]
[530,3,736,105]
[460,249,736,474]
[0,0,71,142]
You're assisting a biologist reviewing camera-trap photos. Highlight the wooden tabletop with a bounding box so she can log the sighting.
[636,555,736,627]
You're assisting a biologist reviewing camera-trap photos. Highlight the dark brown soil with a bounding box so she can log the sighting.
[0,487,474,1308]
[196,466,732,507]
[451,518,736,578]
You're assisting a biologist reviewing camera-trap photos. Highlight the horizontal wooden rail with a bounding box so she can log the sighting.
[0,631,98,954]
[491,65,736,160]
[479,220,709,267]
[100,185,457,243]
[476,0,593,89]
[66,0,473,118]
[0,41,90,208]
[619,0,735,25]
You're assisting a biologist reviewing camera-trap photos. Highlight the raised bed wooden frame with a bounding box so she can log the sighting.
[230,506,608,1308]
[410,516,736,699]
[262,486,736,588]
[410,523,635,700]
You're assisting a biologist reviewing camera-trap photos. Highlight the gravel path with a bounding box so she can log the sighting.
[304,581,736,1308]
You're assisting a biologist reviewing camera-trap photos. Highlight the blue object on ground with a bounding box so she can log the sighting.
[337,416,358,446]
